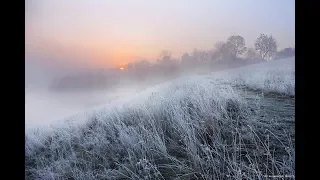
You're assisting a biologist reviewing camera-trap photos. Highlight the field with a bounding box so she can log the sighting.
[25,57,295,180]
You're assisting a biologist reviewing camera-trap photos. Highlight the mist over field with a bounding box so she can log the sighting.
[25,54,176,128]
[25,0,294,179]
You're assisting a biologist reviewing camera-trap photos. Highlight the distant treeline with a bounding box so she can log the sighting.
[126,34,294,79]
[50,34,294,91]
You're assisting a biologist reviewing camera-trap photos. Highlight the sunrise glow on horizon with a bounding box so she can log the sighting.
[25,0,295,68]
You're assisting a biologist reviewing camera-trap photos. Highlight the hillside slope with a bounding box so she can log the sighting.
[26,57,295,180]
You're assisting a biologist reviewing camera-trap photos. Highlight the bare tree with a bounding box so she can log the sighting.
[246,48,259,61]
[181,52,192,67]
[159,50,172,60]
[134,59,151,80]
[181,52,190,62]
[254,34,277,60]
[226,35,246,59]
[192,49,201,63]
[156,50,180,77]
[214,41,230,61]
[214,41,225,50]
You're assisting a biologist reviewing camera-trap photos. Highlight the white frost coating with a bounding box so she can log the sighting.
[25,57,295,179]
[207,57,295,96]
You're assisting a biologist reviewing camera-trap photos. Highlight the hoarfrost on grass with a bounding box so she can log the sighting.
[26,57,295,179]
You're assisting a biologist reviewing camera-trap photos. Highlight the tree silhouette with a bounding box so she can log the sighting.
[226,35,246,59]
[254,34,277,60]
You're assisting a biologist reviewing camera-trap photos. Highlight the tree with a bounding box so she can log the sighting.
[135,59,150,71]
[191,49,211,65]
[192,49,202,63]
[246,48,260,61]
[158,50,176,66]
[134,59,151,80]
[214,41,231,61]
[181,52,192,67]
[158,50,172,60]
[254,34,277,60]
[275,47,295,59]
[181,52,190,62]
[226,35,246,59]
[155,50,180,77]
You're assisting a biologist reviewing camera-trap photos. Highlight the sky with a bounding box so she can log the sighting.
[25,0,295,68]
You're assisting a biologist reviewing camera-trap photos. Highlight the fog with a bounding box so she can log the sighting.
[25,47,296,128]
[25,0,294,128]
[25,88,139,127]
[25,1,295,179]
[25,53,151,128]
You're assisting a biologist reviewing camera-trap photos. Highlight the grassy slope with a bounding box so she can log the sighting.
[209,57,295,96]
[25,57,295,180]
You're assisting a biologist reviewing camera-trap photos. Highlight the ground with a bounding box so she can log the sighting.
[25,57,295,180]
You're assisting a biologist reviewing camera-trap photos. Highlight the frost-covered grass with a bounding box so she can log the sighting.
[209,57,295,96]
[26,67,295,179]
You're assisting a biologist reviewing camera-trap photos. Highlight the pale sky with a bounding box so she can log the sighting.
[26,0,295,68]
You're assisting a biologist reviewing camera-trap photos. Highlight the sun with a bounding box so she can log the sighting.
[120,67,124,70]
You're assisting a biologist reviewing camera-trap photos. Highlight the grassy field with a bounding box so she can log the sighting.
[25,57,295,180]
[209,57,295,96]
